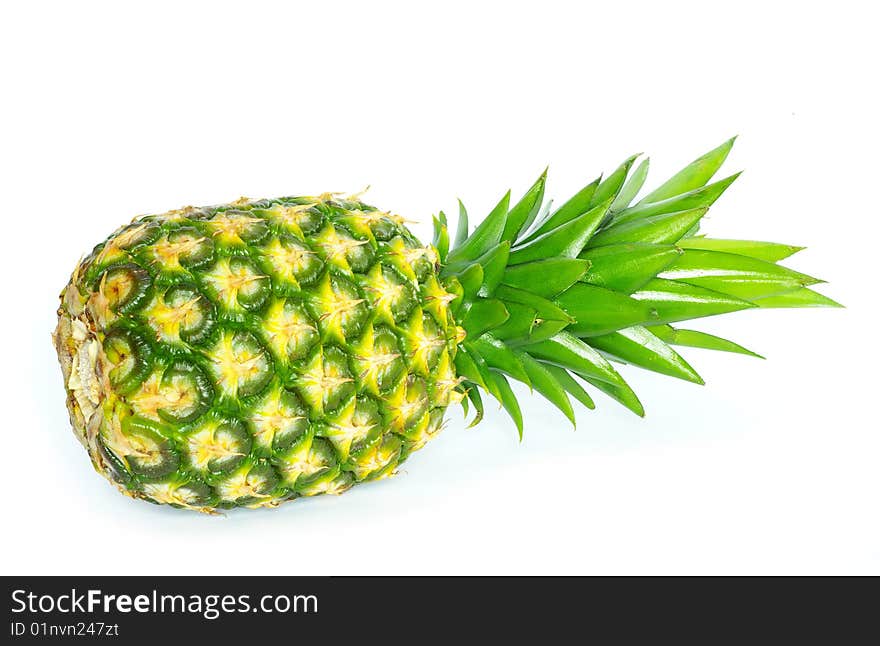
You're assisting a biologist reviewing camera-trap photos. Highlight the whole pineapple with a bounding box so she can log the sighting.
[54,139,838,511]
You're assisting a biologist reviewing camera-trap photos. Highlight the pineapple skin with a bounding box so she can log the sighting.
[54,196,463,511]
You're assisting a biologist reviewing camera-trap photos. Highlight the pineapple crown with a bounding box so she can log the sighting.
[434,138,840,435]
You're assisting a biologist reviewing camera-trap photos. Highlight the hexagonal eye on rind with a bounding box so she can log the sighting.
[103,328,151,395]
[259,235,323,289]
[149,227,215,271]
[140,478,215,508]
[87,221,161,272]
[361,263,417,325]
[215,462,279,506]
[309,273,369,342]
[350,433,402,481]
[200,257,270,312]
[248,387,309,454]
[205,210,270,246]
[203,329,273,399]
[142,284,215,345]
[185,417,252,475]
[99,264,152,315]
[106,416,180,480]
[323,395,382,460]
[351,325,405,395]
[156,361,214,425]
[297,345,355,414]
[278,435,338,491]
[262,202,323,237]
[260,298,318,365]
[313,224,374,274]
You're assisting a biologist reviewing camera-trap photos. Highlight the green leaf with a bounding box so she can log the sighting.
[495,285,573,323]
[578,373,644,417]
[631,278,756,324]
[470,335,531,385]
[518,198,554,241]
[460,299,509,339]
[453,348,488,390]
[527,319,572,344]
[587,207,708,248]
[444,276,465,315]
[649,324,763,358]
[751,287,843,308]
[457,263,484,300]
[580,243,682,293]
[517,352,575,425]
[468,347,503,399]
[534,198,553,228]
[659,249,822,301]
[555,283,660,336]
[542,364,595,410]
[446,191,510,265]
[526,332,625,386]
[452,200,469,250]
[681,220,702,240]
[520,177,601,243]
[488,371,523,439]
[509,198,612,264]
[501,258,591,298]
[638,137,737,204]
[611,158,650,212]
[490,301,539,344]
[591,155,638,208]
[585,326,704,384]
[677,237,805,262]
[493,308,572,346]
[476,242,510,297]
[502,169,547,243]
[614,173,740,225]
[464,383,484,428]
[432,213,450,262]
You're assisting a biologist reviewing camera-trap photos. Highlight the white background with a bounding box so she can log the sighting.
[1,1,877,575]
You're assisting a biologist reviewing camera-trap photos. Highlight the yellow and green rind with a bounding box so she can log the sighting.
[54,195,461,511]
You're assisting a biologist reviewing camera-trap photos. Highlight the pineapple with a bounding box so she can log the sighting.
[53,139,839,512]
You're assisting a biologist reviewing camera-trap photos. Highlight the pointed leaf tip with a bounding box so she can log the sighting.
[487,371,523,439]
[753,288,843,308]
[510,197,613,264]
[638,138,738,205]
[452,199,469,250]
[465,384,484,428]
[447,191,510,266]
[518,352,576,426]
[677,238,806,262]
[611,157,651,212]
[503,170,548,244]
[519,176,602,243]
[613,173,739,226]
[650,324,765,359]
[586,326,705,385]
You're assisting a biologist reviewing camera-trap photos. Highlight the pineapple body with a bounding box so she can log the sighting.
[54,196,462,510]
